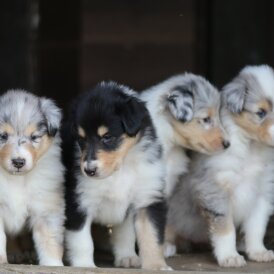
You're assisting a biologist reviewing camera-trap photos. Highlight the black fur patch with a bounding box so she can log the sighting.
[146,200,167,244]
[61,122,87,231]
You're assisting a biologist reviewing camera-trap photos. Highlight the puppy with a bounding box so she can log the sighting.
[0,90,64,265]
[167,65,274,267]
[63,82,170,270]
[141,73,229,197]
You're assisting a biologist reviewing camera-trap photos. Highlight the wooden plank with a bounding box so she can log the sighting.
[1,253,274,274]
[81,44,195,91]
[82,8,195,45]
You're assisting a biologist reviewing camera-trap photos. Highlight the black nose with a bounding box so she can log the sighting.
[222,140,230,149]
[12,158,26,169]
[84,167,97,177]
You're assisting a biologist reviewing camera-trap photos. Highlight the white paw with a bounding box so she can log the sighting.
[39,258,64,266]
[160,265,173,271]
[164,243,177,258]
[248,250,274,262]
[218,254,246,267]
[0,255,7,264]
[115,255,141,268]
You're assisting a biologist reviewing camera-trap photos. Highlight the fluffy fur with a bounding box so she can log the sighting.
[141,73,229,197]
[167,65,274,267]
[63,82,170,270]
[0,90,64,266]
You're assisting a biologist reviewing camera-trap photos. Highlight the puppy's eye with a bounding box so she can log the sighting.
[101,134,116,145]
[256,109,267,119]
[0,132,8,142]
[31,134,41,142]
[202,117,211,124]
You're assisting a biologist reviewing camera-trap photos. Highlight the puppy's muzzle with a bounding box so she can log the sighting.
[84,166,97,177]
[12,158,26,169]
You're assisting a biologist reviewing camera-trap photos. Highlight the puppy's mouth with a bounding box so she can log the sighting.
[6,166,31,175]
[195,143,226,155]
[9,169,28,175]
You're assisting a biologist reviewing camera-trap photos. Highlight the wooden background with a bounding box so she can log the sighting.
[1,0,274,110]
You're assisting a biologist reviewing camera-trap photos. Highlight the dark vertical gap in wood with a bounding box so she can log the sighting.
[195,0,211,79]
[0,0,33,92]
[36,0,81,111]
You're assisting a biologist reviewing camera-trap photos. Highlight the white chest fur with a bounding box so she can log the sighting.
[0,142,64,236]
[76,150,164,225]
[214,141,274,226]
[0,175,29,234]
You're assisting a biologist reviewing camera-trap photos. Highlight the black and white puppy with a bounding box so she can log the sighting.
[0,90,64,266]
[62,82,170,270]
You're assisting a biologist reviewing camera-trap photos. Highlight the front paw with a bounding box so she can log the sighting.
[160,265,173,271]
[248,250,274,262]
[164,242,177,258]
[218,254,246,267]
[115,255,141,268]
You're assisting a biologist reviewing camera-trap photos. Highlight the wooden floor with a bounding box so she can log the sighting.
[1,253,274,274]
[2,223,274,273]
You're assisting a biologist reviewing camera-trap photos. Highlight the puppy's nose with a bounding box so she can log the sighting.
[222,140,230,149]
[12,158,26,169]
[84,167,97,177]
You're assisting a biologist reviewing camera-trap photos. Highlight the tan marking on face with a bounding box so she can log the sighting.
[171,116,225,154]
[0,144,12,168]
[207,107,216,117]
[96,134,139,176]
[80,148,88,174]
[258,99,272,112]
[97,126,109,137]
[35,135,53,159]
[0,123,14,135]
[33,221,63,262]
[24,124,38,136]
[233,109,274,145]
[24,135,53,167]
[78,127,86,138]
[135,208,167,269]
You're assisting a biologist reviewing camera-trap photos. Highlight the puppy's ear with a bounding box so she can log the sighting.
[118,97,147,137]
[221,77,246,113]
[39,97,62,137]
[167,87,194,122]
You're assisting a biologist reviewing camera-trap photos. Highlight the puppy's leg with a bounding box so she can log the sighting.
[164,224,177,258]
[135,201,172,270]
[32,216,64,266]
[0,220,7,264]
[244,198,274,262]
[111,213,140,268]
[65,218,96,267]
[207,210,246,267]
